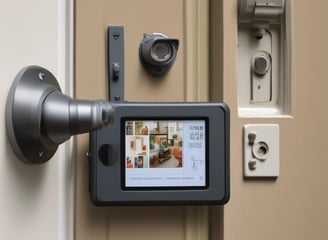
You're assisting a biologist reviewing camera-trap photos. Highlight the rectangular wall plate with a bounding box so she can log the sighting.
[237,0,292,117]
[243,124,279,177]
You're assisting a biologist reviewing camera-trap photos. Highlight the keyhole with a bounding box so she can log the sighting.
[252,141,269,161]
[257,145,267,155]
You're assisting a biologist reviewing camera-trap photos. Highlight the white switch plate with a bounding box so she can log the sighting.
[237,0,292,117]
[243,124,279,177]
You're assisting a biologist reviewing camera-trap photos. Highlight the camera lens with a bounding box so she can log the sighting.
[139,33,179,76]
[151,42,172,63]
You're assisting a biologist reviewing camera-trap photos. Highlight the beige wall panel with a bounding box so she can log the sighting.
[76,0,185,103]
[75,0,209,240]
[210,0,328,239]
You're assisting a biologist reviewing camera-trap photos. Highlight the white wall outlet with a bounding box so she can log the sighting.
[243,124,279,177]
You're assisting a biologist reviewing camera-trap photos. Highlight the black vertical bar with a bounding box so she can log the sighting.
[108,26,124,102]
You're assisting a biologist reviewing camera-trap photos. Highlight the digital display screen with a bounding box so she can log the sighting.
[123,119,207,188]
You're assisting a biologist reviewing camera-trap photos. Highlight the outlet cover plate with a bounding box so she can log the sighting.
[243,124,279,177]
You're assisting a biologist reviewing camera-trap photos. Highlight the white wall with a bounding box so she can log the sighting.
[0,0,73,239]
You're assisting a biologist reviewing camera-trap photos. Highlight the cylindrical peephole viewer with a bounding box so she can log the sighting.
[139,33,179,76]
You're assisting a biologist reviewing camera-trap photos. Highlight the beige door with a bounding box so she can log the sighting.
[75,1,211,240]
[210,0,328,240]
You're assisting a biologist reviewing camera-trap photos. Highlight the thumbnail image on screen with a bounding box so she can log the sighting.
[124,119,206,188]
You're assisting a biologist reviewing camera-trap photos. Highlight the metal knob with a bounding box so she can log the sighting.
[6,66,114,164]
[252,52,271,76]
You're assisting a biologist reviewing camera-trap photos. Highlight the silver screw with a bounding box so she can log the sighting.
[38,72,45,80]
[38,151,44,158]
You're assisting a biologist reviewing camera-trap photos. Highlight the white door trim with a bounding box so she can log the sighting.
[57,0,75,239]
[1,0,74,239]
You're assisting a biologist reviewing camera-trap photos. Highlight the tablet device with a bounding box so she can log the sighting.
[89,102,229,205]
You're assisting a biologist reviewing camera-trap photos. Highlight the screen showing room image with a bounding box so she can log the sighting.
[124,120,206,188]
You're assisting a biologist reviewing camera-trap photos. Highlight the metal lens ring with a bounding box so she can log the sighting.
[150,41,173,63]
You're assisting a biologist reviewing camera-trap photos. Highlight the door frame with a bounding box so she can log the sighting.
[57,0,75,239]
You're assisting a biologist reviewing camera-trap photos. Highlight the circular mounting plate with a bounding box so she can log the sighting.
[6,66,62,164]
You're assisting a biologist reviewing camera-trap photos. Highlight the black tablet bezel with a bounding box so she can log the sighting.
[89,102,230,205]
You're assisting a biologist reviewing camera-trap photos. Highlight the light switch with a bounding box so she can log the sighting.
[250,29,272,103]
[237,0,291,117]
[243,124,279,177]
